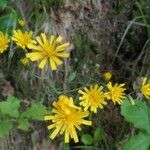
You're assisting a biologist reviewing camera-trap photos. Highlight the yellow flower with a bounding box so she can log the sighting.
[20,57,29,65]
[18,19,26,27]
[44,95,92,143]
[0,32,10,53]
[140,77,150,99]
[103,71,112,81]
[105,82,126,104]
[12,29,34,49]
[26,33,70,70]
[78,84,107,113]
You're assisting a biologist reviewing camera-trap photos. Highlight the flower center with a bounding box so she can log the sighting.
[43,44,55,57]
[22,36,30,46]
[88,90,99,104]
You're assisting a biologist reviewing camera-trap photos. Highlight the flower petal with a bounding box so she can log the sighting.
[38,57,47,69]
[26,52,44,61]
[50,58,57,70]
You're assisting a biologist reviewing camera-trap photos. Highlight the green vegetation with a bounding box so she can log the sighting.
[121,97,150,150]
[0,0,150,149]
[0,96,49,138]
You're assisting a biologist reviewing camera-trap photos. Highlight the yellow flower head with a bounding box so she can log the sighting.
[18,19,26,27]
[26,33,70,70]
[12,29,34,49]
[103,71,112,81]
[44,95,92,143]
[0,32,10,54]
[105,82,126,104]
[140,77,150,99]
[78,84,107,113]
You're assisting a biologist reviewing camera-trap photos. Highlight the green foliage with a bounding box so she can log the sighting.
[0,96,49,138]
[81,127,105,146]
[24,102,49,120]
[18,118,30,131]
[18,101,49,130]
[81,134,94,145]
[0,13,17,32]
[0,0,9,9]
[0,0,17,32]
[93,127,105,142]
[122,132,150,150]
[68,71,77,83]
[0,96,20,117]
[0,0,150,148]
[0,120,12,138]
[121,99,150,134]
[0,12,17,32]
[121,98,150,150]
[0,96,19,138]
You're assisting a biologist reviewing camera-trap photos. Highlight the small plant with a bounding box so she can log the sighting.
[81,127,105,146]
[0,96,49,138]
[121,96,150,150]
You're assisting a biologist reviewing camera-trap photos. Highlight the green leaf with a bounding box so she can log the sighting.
[121,99,150,134]
[25,102,48,120]
[81,134,94,145]
[68,71,76,82]
[0,120,12,138]
[94,127,105,142]
[18,118,30,131]
[0,0,9,9]
[0,96,20,118]
[122,132,150,150]
[0,13,17,32]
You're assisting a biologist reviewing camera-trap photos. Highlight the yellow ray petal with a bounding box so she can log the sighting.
[55,42,70,52]
[44,116,54,120]
[56,36,63,43]
[60,124,66,135]
[38,57,47,69]
[52,56,63,65]
[47,124,56,130]
[36,36,44,46]
[78,90,86,95]
[81,119,92,126]
[26,52,44,61]
[50,126,61,139]
[50,35,55,45]
[56,52,69,58]
[50,58,57,70]
[20,57,29,65]
[41,33,47,43]
[65,130,69,143]
[71,126,79,143]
